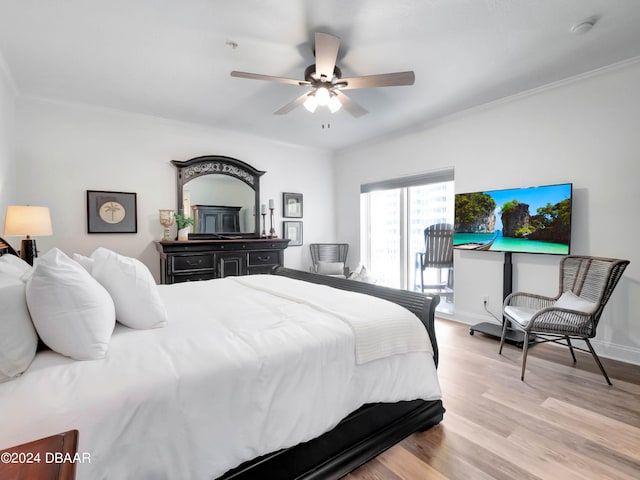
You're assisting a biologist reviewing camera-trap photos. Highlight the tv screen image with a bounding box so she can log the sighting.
[454,183,572,255]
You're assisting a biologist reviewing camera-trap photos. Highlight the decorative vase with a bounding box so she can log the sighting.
[177,227,190,241]
[158,209,175,241]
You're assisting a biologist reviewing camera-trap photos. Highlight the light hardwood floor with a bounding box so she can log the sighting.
[347,318,640,480]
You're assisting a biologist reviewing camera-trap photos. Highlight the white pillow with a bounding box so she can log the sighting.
[555,291,597,314]
[0,254,32,280]
[316,261,345,276]
[0,277,38,382]
[348,265,377,284]
[91,248,168,329]
[72,253,94,274]
[26,248,115,360]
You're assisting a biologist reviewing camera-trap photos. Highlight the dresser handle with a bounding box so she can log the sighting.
[257,255,271,262]
[186,259,202,266]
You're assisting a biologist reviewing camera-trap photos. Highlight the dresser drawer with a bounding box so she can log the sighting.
[248,266,277,275]
[172,272,216,283]
[172,254,215,272]
[248,251,279,267]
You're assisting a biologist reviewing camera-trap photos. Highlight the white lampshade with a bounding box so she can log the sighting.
[328,95,342,113]
[315,87,330,106]
[3,206,53,237]
[303,94,318,112]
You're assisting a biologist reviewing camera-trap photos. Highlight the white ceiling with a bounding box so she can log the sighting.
[1,0,640,152]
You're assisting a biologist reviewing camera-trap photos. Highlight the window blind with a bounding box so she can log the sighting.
[360,168,454,193]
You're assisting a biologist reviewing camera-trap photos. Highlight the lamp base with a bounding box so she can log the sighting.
[20,238,37,266]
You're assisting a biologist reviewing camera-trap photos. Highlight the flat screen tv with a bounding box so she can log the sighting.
[454,183,572,255]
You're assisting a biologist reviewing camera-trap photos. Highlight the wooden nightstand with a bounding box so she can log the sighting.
[0,430,78,480]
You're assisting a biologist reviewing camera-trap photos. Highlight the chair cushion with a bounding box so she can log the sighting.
[504,306,539,328]
[316,261,345,276]
[555,291,597,313]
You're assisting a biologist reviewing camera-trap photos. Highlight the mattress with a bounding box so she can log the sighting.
[0,275,441,479]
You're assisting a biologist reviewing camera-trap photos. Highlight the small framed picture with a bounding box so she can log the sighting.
[87,190,137,234]
[283,192,303,218]
[283,221,303,246]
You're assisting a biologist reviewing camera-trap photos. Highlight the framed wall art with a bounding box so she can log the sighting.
[283,221,303,246]
[87,190,137,234]
[282,192,303,218]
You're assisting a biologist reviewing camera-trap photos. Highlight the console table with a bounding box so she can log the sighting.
[156,238,290,284]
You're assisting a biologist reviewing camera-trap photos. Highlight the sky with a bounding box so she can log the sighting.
[485,183,572,215]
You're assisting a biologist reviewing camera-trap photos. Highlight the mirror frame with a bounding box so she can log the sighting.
[171,155,265,239]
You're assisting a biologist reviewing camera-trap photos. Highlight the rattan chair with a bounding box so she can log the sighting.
[416,223,454,296]
[309,243,349,278]
[500,255,630,385]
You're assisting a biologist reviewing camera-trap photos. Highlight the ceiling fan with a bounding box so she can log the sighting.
[230,32,415,117]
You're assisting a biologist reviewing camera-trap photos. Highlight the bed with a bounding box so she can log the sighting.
[0,245,444,480]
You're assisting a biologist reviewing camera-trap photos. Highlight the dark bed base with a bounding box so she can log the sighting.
[219,268,445,480]
[221,399,445,480]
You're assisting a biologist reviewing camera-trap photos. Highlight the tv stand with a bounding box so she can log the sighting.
[468,252,535,348]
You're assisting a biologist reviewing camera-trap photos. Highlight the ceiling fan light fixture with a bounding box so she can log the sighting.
[315,87,330,106]
[303,94,318,112]
[328,95,342,113]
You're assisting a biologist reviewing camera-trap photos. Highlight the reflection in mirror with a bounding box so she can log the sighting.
[184,175,255,233]
[172,155,264,239]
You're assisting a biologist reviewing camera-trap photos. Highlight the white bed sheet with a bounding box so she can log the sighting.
[0,275,441,479]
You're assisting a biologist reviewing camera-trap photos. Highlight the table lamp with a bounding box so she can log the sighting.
[3,205,53,265]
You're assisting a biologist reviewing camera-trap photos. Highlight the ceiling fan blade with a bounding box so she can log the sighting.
[231,71,310,87]
[339,71,415,90]
[314,32,340,80]
[334,91,368,118]
[274,92,311,115]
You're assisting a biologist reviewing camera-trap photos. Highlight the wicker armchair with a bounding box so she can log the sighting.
[500,255,630,385]
[309,243,349,278]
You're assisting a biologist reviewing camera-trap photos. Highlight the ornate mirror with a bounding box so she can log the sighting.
[172,155,265,239]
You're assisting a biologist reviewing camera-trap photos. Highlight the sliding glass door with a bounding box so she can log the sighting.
[361,173,454,310]
[367,188,402,288]
[407,183,454,292]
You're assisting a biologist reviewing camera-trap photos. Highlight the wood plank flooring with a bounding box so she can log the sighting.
[346,318,640,480]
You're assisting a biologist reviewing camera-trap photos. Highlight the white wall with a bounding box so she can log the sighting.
[14,97,335,279]
[0,55,16,216]
[334,59,640,364]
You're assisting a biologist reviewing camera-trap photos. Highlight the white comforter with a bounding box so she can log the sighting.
[0,275,441,479]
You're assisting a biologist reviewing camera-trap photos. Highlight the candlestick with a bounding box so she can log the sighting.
[261,213,267,238]
[269,207,277,238]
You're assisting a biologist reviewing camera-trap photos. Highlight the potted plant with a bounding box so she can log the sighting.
[174,213,194,241]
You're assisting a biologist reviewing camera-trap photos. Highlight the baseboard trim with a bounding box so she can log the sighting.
[443,310,640,366]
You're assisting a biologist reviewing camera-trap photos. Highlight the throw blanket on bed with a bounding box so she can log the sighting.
[232,275,431,364]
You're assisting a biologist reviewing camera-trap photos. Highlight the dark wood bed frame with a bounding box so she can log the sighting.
[219,267,445,480]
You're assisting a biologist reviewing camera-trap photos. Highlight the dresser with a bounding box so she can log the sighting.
[156,238,290,284]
